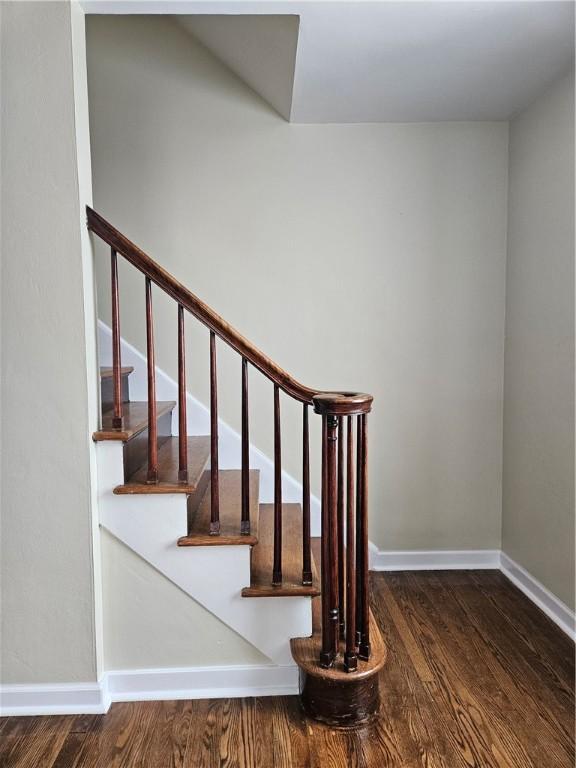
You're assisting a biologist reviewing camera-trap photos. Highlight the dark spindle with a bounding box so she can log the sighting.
[110,248,123,428]
[337,415,345,638]
[241,358,250,535]
[301,404,312,586]
[272,385,282,584]
[209,331,220,534]
[145,277,158,482]
[344,416,357,671]
[355,413,363,646]
[320,416,333,668]
[358,413,371,660]
[326,415,340,659]
[177,305,188,482]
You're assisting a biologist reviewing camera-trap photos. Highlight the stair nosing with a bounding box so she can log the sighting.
[93,400,176,442]
[99,366,134,379]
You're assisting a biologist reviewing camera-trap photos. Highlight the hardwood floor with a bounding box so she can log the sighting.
[1,571,574,768]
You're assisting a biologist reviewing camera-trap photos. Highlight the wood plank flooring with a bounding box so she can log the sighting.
[1,571,573,768]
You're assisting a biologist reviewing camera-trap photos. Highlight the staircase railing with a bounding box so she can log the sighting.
[87,206,373,670]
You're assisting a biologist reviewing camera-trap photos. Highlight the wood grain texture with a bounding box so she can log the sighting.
[178,470,260,546]
[93,401,176,442]
[301,403,312,586]
[122,411,172,481]
[241,358,250,535]
[3,571,574,767]
[145,276,158,482]
[209,331,219,533]
[110,247,123,428]
[113,436,210,494]
[272,384,282,585]
[291,610,386,683]
[100,367,132,410]
[241,504,321,597]
[177,304,188,482]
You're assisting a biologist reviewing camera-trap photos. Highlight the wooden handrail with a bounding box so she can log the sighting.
[87,207,372,413]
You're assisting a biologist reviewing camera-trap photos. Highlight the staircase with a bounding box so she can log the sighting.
[89,207,386,726]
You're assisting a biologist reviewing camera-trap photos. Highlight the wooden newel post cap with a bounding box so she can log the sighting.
[312,392,373,416]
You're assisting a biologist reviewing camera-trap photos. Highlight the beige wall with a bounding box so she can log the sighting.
[87,15,509,553]
[1,1,100,683]
[102,532,268,670]
[502,70,575,609]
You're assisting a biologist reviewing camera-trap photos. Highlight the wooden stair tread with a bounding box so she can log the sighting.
[178,470,260,546]
[241,503,321,597]
[114,436,210,494]
[94,401,176,441]
[290,610,386,682]
[100,366,134,379]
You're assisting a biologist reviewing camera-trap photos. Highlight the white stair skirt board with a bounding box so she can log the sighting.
[98,321,322,536]
[500,552,576,641]
[369,545,501,571]
[97,441,311,666]
[0,664,299,716]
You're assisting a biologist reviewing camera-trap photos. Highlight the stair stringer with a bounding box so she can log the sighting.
[97,441,312,666]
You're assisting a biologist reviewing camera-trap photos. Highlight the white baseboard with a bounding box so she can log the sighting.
[0,681,109,717]
[369,546,501,571]
[0,663,298,716]
[500,552,576,641]
[106,663,298,703]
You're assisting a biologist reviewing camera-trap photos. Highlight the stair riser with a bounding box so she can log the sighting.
[101,372,130,410]
[186,469,210,527]
[123,410,173,480]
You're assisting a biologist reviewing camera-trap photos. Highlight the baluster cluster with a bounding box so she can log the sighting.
[313,395,372,671]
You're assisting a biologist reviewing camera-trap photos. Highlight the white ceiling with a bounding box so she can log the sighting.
[84,0,575,123]
[291,1,575,122]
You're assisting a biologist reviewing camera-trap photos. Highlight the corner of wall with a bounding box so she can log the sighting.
[70,0,103,680]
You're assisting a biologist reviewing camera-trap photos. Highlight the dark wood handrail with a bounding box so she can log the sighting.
[87,207,372,413]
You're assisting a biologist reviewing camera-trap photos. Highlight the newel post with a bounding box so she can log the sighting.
[313,392,373,671]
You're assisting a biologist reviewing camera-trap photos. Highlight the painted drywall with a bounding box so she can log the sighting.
[102,531,269,670]
[86,15,508,553]
[176,14,299,121]
[502,69,575,610]
[1,1,99,683]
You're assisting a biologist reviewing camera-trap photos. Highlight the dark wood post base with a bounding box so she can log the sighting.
[298,666,380,727]
[290,609,386,728]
